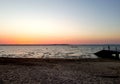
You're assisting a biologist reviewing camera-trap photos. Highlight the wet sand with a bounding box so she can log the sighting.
[0,58,120,84]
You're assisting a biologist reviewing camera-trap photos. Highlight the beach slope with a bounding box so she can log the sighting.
[0,58,120,84]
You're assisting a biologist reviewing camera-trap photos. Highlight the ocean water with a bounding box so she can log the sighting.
[0,45,120,59]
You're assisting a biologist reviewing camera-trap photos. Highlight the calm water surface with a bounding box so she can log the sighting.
[0,45,120,59]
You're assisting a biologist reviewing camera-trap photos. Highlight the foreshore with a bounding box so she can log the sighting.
[0,57,120,84]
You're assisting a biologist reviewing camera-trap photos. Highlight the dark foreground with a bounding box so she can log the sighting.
[0,58,120,84]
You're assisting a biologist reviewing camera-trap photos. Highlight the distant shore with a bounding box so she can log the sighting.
[0,44,120,46]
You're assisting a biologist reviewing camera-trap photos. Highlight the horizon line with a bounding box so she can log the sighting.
[0,44,120,46]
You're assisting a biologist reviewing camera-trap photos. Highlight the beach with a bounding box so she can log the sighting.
[0,58,120,84]
[0,0,120,83]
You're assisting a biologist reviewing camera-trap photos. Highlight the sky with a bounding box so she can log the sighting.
[0,0,120,44]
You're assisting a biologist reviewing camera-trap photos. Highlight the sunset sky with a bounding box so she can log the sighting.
[0,0,120,44]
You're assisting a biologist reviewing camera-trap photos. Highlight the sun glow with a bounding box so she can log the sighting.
[0,0,120,44]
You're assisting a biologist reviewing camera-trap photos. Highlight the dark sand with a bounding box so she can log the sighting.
[0,58,120,84]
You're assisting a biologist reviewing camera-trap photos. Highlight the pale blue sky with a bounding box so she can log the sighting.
[0,0,120,44]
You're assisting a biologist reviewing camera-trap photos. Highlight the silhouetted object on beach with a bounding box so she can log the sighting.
[95,46,120,59]
[95,50,120,59]
[108,45,110,50]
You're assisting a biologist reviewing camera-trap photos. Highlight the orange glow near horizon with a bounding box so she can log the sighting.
[0,34,120,44]
[0,0,120,44]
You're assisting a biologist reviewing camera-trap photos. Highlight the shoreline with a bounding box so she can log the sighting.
[0,57,119,65]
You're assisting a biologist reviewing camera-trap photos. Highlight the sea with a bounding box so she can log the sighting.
[0,45,120,59]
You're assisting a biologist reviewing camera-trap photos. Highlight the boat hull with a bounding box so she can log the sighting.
[95,50,120,59]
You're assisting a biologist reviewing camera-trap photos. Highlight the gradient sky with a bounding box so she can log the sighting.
[0,0,120,44]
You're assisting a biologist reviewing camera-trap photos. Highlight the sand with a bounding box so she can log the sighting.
[0,58,120,84]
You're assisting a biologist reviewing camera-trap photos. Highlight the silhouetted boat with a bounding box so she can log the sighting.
[95,50,120,59]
